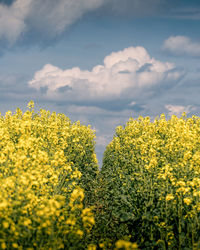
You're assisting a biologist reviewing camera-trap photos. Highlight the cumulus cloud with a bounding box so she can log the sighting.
[165,104,196,117]
[162,36,200,57]
[29,46,183,102]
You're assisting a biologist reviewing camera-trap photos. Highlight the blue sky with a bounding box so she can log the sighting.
[0,0,200,165]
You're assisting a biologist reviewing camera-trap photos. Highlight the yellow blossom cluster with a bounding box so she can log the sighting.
[101,114,200,249]
[115,240,138,250]
[0,101,97,249]
[3,102,200,249]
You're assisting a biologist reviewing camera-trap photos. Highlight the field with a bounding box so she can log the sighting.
[0,102,200,249]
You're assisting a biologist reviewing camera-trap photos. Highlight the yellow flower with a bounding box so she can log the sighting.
[115,240,138,249]
[2,221,9,229]
[82,216,95,225]
[12,243,18,248]
[76,229,84,238]
[66,218,76,226]
[183,197,192,206]
[27,100,34,109]
[166,194,174,201]
[99,242,105,248]
[70,188,84,202]
[88,244,96,250]
[1,242,7,249]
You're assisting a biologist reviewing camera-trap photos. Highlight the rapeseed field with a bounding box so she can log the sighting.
[0,102,199,249]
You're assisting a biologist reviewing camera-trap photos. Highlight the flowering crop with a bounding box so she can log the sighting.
[2,102,200,249]
[99,114,200,249]
[0,101,97,249]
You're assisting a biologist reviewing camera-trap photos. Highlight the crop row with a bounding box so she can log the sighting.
[0,102,200,249]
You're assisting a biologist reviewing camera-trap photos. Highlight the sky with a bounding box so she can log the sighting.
[0,0,200,165]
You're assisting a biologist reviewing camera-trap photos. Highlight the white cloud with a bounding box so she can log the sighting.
[165,104,196,117]
[28,0,105,37]
[0,0,106,43]
[0,0,179,45]
[29,46,183,102]
[0,0,32,44]
[162,36,200,57]
[129,101,136,106]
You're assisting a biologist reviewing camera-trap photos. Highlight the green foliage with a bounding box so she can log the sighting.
[0,102,97,249]
[3,102,200,249]
[96,115,200,249]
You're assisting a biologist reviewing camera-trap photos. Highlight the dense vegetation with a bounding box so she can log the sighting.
[0,102,200,249]
[0,101,98,249]
[98,115,200,249]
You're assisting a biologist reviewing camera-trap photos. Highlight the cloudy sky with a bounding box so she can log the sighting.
[0,0,200,165]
